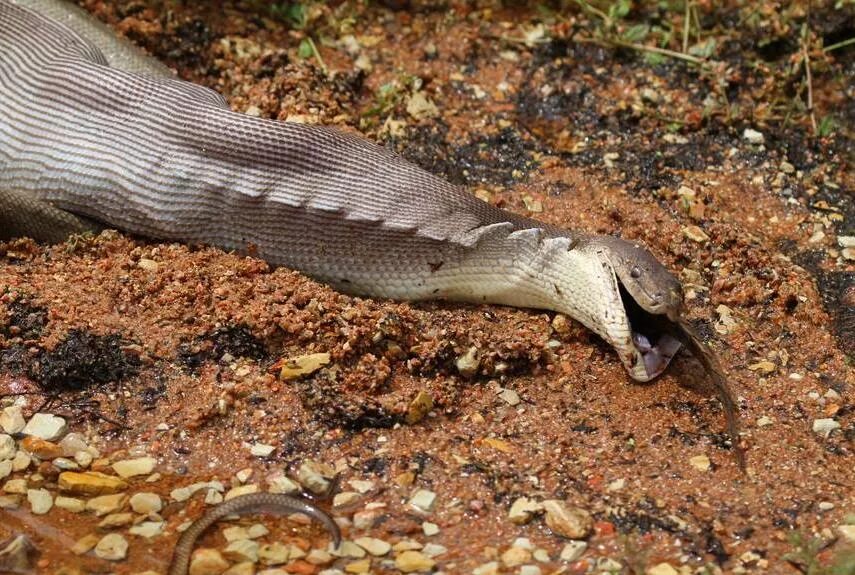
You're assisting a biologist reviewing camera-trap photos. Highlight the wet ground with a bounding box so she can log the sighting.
[1,0,853,573]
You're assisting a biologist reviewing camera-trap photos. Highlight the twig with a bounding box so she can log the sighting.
[823,36,855,52]
[306,37,327,75]
[802,40,817,135]
[682,0,691,54]
[607,38,709,66]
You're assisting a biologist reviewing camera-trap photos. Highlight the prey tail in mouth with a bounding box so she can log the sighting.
[660,316,745,470]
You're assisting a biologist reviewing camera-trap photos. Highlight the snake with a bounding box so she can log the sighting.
[0,0,744,569]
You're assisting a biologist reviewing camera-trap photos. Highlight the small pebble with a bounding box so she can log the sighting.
[58,471,128,495]
[543,500,593,539]
[86,493,127,516]
[224,539,260,563]
[130,492,162,514]
[409,489,436,512]
[54,496,85,513]
[22,413,67,441]
[508,497,542,525]
[128,521,164,538]
[422,521,439,536]
[0,407,25,435]
[743,128,765,144]
[112,457,155,478]
[27,488,53,514]
[354,536,391,556]
[647,563,680,575]
[94,533,128,561]
[812,418,840,436]
[689,455,711,472]
[501,546,531,567]
[0,434,16,460]
[188,548,229,574]
[250,443,276,457]
[395,550,436,573]
[560,541,587,561]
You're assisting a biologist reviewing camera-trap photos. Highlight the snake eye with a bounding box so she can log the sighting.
[630,266,642,279]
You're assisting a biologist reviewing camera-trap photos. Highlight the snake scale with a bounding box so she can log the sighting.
[0,0,744,570]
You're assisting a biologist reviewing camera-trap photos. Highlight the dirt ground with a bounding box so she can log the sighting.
[1,1,853,574]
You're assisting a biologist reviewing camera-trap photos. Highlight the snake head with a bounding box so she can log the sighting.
[590,235,686,381]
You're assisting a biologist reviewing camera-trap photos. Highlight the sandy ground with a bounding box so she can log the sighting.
[1,1,853,573]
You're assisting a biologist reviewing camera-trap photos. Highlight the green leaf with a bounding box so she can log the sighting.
[297,38,314,59]
[622,23,650,43]
[688,38,716,58]
[608,0,631,21]
[270,2,307,29]
[818,115,837,137]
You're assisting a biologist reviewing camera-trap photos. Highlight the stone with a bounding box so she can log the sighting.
[58,433,90,457]
[128,521,164,538]
[333,491,361,507]
[27,488,53,514]
[422,543,446,558]
[267,474,301,494]
[422,521,439,536]
[3,478,27,494]
[94,533,128,561]
[455,347,480,378]
[0,407,25,435]
[86,493,128,516]
[743,128,764,144]
[501,546,531,567]
[129,492,162,514]
[406,92,439,120]
[354,537,391,556]
[408,489,436,512]
[259,542,291,565]
[112,457,155,478]
[812,418,840,436]
[20,436,63,459]
[52,457,79,471]
[224,484,259,500]
[223,564,255,575]
[54,496,85,513]
[472,562,500,575]
[188,548,229,575]
[223,539,259,563]
[58,471,128,495]
[71,534,99,556]
[519,566,541,575]
[395,550,436,573]
[543,500,593,539]
[560,540,587,561]
[344,559,371,573]
[0,434,15,460]
[11,451,30,471]
[647,563,680,575]
[250,443,276,457]
[0,494,21,508]
[98,512,135,529]
[498,388,520,406]
[222,526,250,542]
[508,497,542,524]
[406,390,434,424]
[22,413,67,441]
[278,353,330,380]
[297,460,333,494]
[689,455,711,471]
[306,548,334,565]
[0,460,11,481]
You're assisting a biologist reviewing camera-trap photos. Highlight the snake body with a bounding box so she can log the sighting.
[0,1,745,570]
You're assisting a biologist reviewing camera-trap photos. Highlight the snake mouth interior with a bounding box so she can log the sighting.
[618,282,682,379]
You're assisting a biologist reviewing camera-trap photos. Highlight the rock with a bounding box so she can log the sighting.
[223,539,259,563]
[508,497,542,525]
[682,225,709,243]
[188,548,229,575]
[71,533,100,556]
[743,128,765,144]
[0,460,11,480]
[267,474,301,494]
[11,451,30,471]
[501,546,531,567]
[333,491,361,507]
[22,413,67,441]
[0,434,15,460]
[519,566,541,575]
[408,489,436,512]
[422,543,446,557]
[58,471,128,495]
[0,494,20,508]
[455,347,480,378]
[225,484,259,500]
[98,512,135,529]
[406,390,434,425]
[560,541,587,561]
[247,524,269,539]
[345,558,371,573]
[0,407,25,435]
[406,92,439,120]
[647,563,680,575]
[307,548,334,565]
[250,443,276,457]
[58,433,90,457]
[128,521,164,538]
[259,542,291,565]
[54,496,85,513]
[278,353,330,380]
[812,418,840,436]
[3,478,27,494]
[86,493,127,516]
[472,562,500,575]
[130,492,162,514]
[422,521,439,536]
[543,500,593,539]
[223,564,255,575]
[112,457,155,478]
[498,388,520,406]
[52,457,79,471]
[297,460,333,494]
[838,525,855,543]
[20,436,63,459]
[27,488,53,514]
[354,537,391,556]
[395,550,436,573]
[94,533,128,561]
[222,526,250,542]
[689,455,711,471]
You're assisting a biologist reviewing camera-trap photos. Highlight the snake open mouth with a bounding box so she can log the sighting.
[618,283,682,379]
